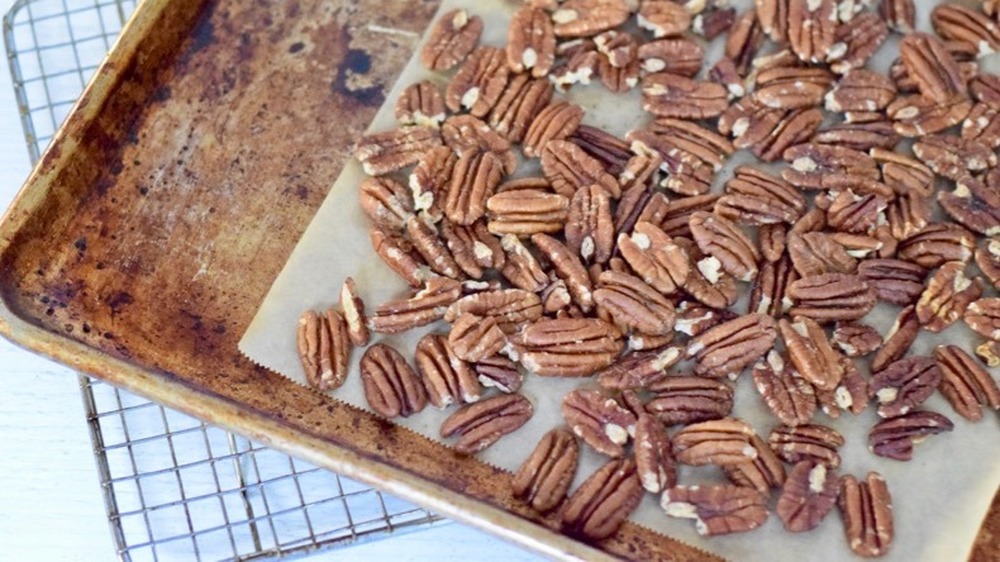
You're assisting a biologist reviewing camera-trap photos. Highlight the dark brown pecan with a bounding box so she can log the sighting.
[355,127,443,177]
[507,6,555,77]
[486,188,569,236]
[787,273,876,323]
[963,103,1000,149]
[488,74,553,143]
[444,151,504,226]
[726,9,765,74]
[627,130,715,196]
[708,57,746,99]
[781,143,879,190]
[541,140,619,199]
[935,344,1000,421]
[596,346,681,390]
[415,333,480,409]
[645,376,734,426]
[360,344,427,418]
[594,271,676,336]
[760,223,788,263]
[532,233,594,311]
[977,237,1000,289]
[825,190,889,235]
[881,0,915,33]
[396,80,446,128]
[869,357,943,418]
[839,472,893,558]
[440,394,532,454]
[723,433,786,494]
[832,321,881,358]
[297,309,350,391]
[753,350,817,427]
[916,261,983,333]
[634,414,676,493]
[636,0,692,37]
[473,354,522,393]
[900,33,967,103]
[788,232,857,278]
[786,0,837,63]
[370,278,462,334]
[777,460,840,533]
[678,237,741,310]
[966,297,1000,341]
[441,220,504,280]
[499,234,548,292]
[888,93,973,137]
[940,174,1000,236]
[614,155,660,235]
[565,185,614,264]
[693,6,736,40]
[780,316,845,391]
[568,125,632,178]
[661,484,768,536]
[448,313,507,363]
[522,101,584,158]
[874,224,900,259]
[420,9,483,71]
[445,46,510,117]
[641,72,729,119]
[931,4,1000,56]
[441,115,517,173]
[717,166,806,225]
[812,120,900,152]
[749,254,797,317]
[672,417,759,466]
[640,193,721,239]
[898,223,976,268]
[870,305,920,373]
[686,314,777,380]
[791,207,828,234]
[769,423,845,468]
[515,317,623,376]
[689,211,760,282]
[857,259,927,306]
[639,38,704,76]
[405,218,464,280]
[513,428,578,513]
[552,0,631,38]
[562,389,636,457]
[971,74,1000,107]
[869,410,954,461]
[871,147,934,197]
[648,118,735,173]
[560,457,642,541]
[828,12,888,74]
[445,288,542,335]
[914,135,996,182]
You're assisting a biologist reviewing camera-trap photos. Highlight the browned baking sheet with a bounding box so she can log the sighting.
[0,0,996,560]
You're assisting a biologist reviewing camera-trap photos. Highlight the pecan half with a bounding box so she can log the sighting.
[753,350,817,427]
[395,80,446,128]
[516,317,623,376]
[444,151,505,226]
[486,188,569,236]
[857,258,927,306]
[640,192,721,238]
[440,394,532,454]
[888,93,972,137]
[409,146,455,223]
[565,185,614,263]
[788,232,857,278]
[448,313,508,363]
[507,6,556,77]
[634,414,677,494]
[541,140,620,199]
[595,33,641,93]
[694,6,736,40]
[940,174,1000,236]
[787,273,876,323]
[570,125,633,177]
[369,228,431,288]
[962,102,1000,149]
[445,46,510,116]
[769,423,845,468]
[360,344,427,418]
[722,434,787,493]
[839,472,893,558]
[370,278,462,334]
[594,271,676,336]
[825,190,889,235]
[914,135,996,181]
[642,72,729,119]
[421,9,483,71]
[441,115,517,173]
[717,166,806,225]
[781,143,879,190]
[415,333,480,409]
[672,417,759,466]
[522,101,584,158]
[976,238,1000,289]
[560,457,642,541]
[787,0,837,63]
[828,12,888,74]
[881,0,915,33]
[563,389,636,457]
[339,277,369,347]
[780,316,845,391]
[441,220,504,279]
[500,234,549,292]
[489,75,554,143]
[899,33,966,102]
[596,346,682,390]
[813,120,901,152]
[871,147,934,197]
[832,321,881,358]
[966,297,1000,341]
[678,238,742,311]
[726,9,765,74]
[689,211,760,282]
[755,0,791,43]
[931,4,1000,56]
[512,428,578,513]
[686,314,777,380]
[405,218,464,280]
[754,65,835,109]
[777,461,840,532]
[935,344,1000,421]
[355,127,443,177]
[639,38,704,76]
[297,309,350,391]
[616,222,690,295]
[897,223,976,268]
[869,410,954,461]
[473,354,523,393]
[552,0,631,38]
[637,0,692,38]
[445,288,543,334]
[916,262,983,333]
[661,484,768,536]
[533,233,595,311]
[749,254,797,318]
[645,375,734,426]
[760,223,788,263]
[868,306,918,374]
[869,357,943,418]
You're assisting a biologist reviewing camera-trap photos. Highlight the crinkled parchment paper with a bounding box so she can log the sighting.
[240,1,1000,559]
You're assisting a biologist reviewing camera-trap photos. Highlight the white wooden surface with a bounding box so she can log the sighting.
[0,1,541,559]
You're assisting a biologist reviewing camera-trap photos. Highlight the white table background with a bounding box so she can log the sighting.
[0,0,541,559]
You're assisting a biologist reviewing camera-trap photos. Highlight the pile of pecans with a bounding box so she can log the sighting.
[299,0,1000,556]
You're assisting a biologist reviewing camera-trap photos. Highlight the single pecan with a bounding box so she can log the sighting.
[694,6,736,40]
[869,357,943,418]
[395,80,446,128]
[532,233,595,311]
[634,414,677,493]
[787,273,876,323]
[647,118,735,173]
[672,417,759,466]
[440,393,532,454]
[832,321,881,358]
[971,73,1000,107]
[786,0,838,62]
[552,0,631,38]
[369,227,431,288]
[723,433,787,493]
[507,6,556,77]
[569,125,632,178]
[717,166,806,225]
[489,74,554,143]
[440,220,504,280]
[966,297,1000,341]
[935,344,1000,421]
[369,278,461,334]
[640,192,721,238]
[522,101,584,158]
[562,389,637,457]
[780,316,845,391]
[445,46,510,116]
[760,223,788,263]
[409,146,455,223]
[812,120,901,152]
[686,314,777,380]
[777,460,840,533]
[360,344,427,418]
[931,4,1000,56]
[444,151,504,226]
[709,57,747,99]
[874,224,899,259]
[881,0,915,33]
[828,12,888,74]
[473,354,523,393]
[755,0,791,43]
[753,350,817,427]
[560,457,642,541]
[445,288,542,335]
[898,223,976,268]
[541,140,620,199]
[596,346,681,390]
[339,277,369,347]
[888,93,973,137]
[791,207,827,234]
[839,472,893,558]
[448,313,508,363]
[639,37,704,76]
[962,103,1000,149]
[749,254,797,317]
[644,376,734,426]
[916,261,983,333]
[641,72,729,119]
[825,190,889,235]
[869,305,920,374]
[420,9,483,71]
[515,317,623,376]
[978,340,1000,367]
[869,410,954,461]
[818,356,869,417]
[977,237,1000,289]
[940,174,1000,236]
[596,36,641,93]
[415,333,480,409]
[500,234,549,292]
[781,143,879,190]
[626,331,677,352]
[613,159,660,237]
[594,271,676,336]
[677,238,741,310]
[512,428,578,513]
[788,232,857,278]
[675,301,740,337]
[870,147,934,197]
[726,9,765,74]
[914,135,996,182]
[355,127,443,177]
[636,0,692,37]
[689,211,760,282]
[486,188,569,236]
[753,66,835,109]
[857,258,927,306]
[549,40,600,91]
[405,218,464,280]
[661,484,768,536]
[441,115,517,173]
[900,33,967,103]
[297,309,350,391]
[627,130,715,196]
[564,185,614,264]
[769,423,845,468]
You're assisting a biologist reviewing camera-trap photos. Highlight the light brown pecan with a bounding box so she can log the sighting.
[440,220,503,280]
[360,344,427,418]
[541,140,620,199]
[596,346,681,390]
[564,185,614,264]
[639,38,704,76]
[473,354,522,393]
[832,321,881,358]
[369,277,462,335]
[616,222,691,296]
[405,218,464,280]
[645,375,734,426]
[486,188,569,236]
[552,0,631,38]
[641,193,721,238]
[788,232,857,278]
[594,30,637,70]
[562,389,637,457]
[369,227,431,288]
[415,333,480,409]
[717,166,806,225]
[976,237,1000,289]
[869,305,920,373]
[914,135,996,182]
[661,484,768,536]
[786,0,837,63]
[686,314,777,380]
[753,350,817,427]
[448,313,508,363]
[966,297,1000,341]
[570,125,633,178]
[755,0,791,43]
[297,309,350,391]
[987,0,1000,18]
[627,131,714,196]
[977,340,1000,367]
[791,207,828,234]
[898,223,976,268]
[641,72,729,119]
[550,41,600,91]
[512,428,578,513]
[935,344,1000,421]
[828,12,888,74]
[445,151,504,226]
[395,80,446,128]
[916,261,983,333]
[409,147,454,224]
[880,0,915,33]
[726,9,766,74]
[499,234,549,292]
[781,143,879,191]
[888,93,972,137]
[506,6,556,78]
[532,233,595,311]
[420,9,483,71]
[760,223,788,263]
[777,460,840,533]
[522,102,584,158]
[445,288,543,335]
[723,433,786,494]
[339,277,369,347]
[626,331,677,352]
[858,259,927,306]
[594,271,677,336]
[440,393,532,454]
[515,317,623,376]
[672,417,759,466]
[787,273,876,323]
[560,457,642,541]
[360,176,415,233]
[637,0,692,37]
[677,238,741,310]
[441,115,517,173]
[869,410,954,461]
[596,39,641,93]
[900,33,967,102]
[780,316,845,391]
[940,174,1000,236]
[634,414,677,493]
[769,423,845,468]
[839,472,893,558]
[689,211,760,282]
[869,357,942,418]
[648,118,735,173]
[355,127,443,177]
[749,254,798,317]
[489,75,554,143]
[870,147,934,197]
[826,190,889,235]
[816,356,869,417]
[445,46,510,117]
[812,120,901,152]
[962,102,1000,149]
[754,66,834,109]
[931,4,1000,56]
[874,224,899,259]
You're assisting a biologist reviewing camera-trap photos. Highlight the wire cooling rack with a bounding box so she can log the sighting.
[4,1,445,560]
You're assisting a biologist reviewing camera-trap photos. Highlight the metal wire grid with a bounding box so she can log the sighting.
[4,0,444,560]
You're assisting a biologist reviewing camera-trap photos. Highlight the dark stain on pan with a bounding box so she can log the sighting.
[331,47,385,107]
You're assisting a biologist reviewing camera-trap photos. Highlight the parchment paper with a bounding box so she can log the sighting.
[240,1,1000,559]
